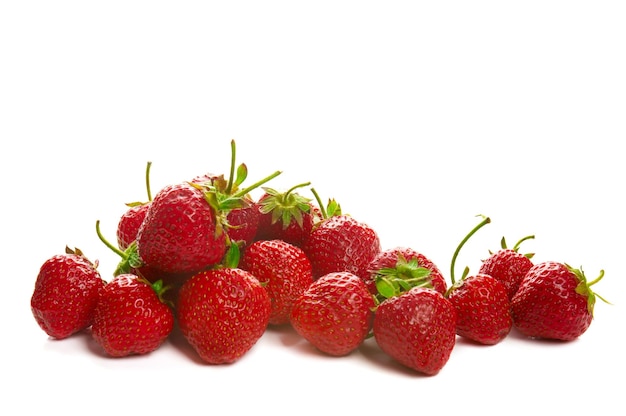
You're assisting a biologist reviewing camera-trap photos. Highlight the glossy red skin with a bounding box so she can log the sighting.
[479,249,534,300]
[176,268,271,364]
[91,274,174,357]
[302,215,381,280]
[254,194,318,247]
[136,182,227,274]
[373,287,457,375]
[226,201,260,247]
[239,239,314,325]
[290,271,376,356]
[31,254,106,339]
[116,203,150,250]
[511,261,593,341]
[446,274,512,345]
[366,247,448,295]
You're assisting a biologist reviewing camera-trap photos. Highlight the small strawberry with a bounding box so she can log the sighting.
[239,239,314,325]
[290,271,376,356]
[373,286,457,375]
[302,189,381,280]
[176,252,272,364]
[478,235,535,300]
[31,247,106,339]
[91,274,174,357]
[366,247,448,296]
[255,182,319,247]
[510,261,608,341]
[116,161,154,251]
[445,216,512,345]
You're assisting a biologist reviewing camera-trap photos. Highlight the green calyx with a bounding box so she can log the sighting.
[189,140,282,238]
[310,187,342,220]
[374,255,432,302]
[259,182,312,230]
[568,264,611,316]
[491,234,535,259]
[95,220,144,277]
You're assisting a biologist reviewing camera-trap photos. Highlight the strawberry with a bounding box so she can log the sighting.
[116,161,154,251]
[510,261,608,341]
[136,181,228,274]
[239,239,314,325]
[289,271,375,356]
[176,265,272,364]
[302,190,381,280]
[366,247,448,296]
[91,274,174,357]
[478,235,535,300]
[255,182,319,247]
[31,247,106,339]
[443,216,513,345]
[373,286,457,375]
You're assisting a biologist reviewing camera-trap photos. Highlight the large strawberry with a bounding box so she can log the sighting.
[445,216,512,345]
[366,247,447,296]
[302,190,381,280]
[373,286,457,375]
[290,271,375,356]
[239,239,314,325]
[31,247,106,339]
[510,261,607,341]
[254,182,319,247]
[478,235,535,300]
[176,263,272,364]
[117,161,154,251]
[91,274,174,357]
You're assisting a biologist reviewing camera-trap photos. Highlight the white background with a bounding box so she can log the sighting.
[2,1,624,414]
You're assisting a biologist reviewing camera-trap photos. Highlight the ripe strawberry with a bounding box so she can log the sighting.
[91,274,174,357]
[373,286,457,375]
[478,235,535,300]
[302,190,381,280]
[445,216,512,345]
[290,271,375,356]
[136,181,228,274]
[31,247,106,339]
[446,274,512,345]
[116,161,154,251]
[255,183,319,247]
[239,239,314,325]
[176,266,272,364]
[510,261,608,341]
[366,247,448,296]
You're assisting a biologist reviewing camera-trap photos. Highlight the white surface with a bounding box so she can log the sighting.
[2,1,624,414]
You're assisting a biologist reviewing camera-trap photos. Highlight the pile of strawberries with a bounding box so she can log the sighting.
[30,141,608,375]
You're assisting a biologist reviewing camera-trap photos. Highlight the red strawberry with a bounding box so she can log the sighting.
[478,235,535,300]
[91,274,174,357]
[176,267,272,364]
[116,161,154,251]
[510,261,608,341]
[255,183,319,247]
[31,247,106,339]
[445,216,512,345]
[302,190,381,280]
[373,286,457,375]
[239,239,314,325]
[136,181,229,274]
[446,274,512,345]
[290,271,375,356]
[366,247,448,295]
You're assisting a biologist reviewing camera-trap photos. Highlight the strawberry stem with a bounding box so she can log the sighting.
[145,161,153,202]
[450,215,491,285]
[226,139,237,195]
